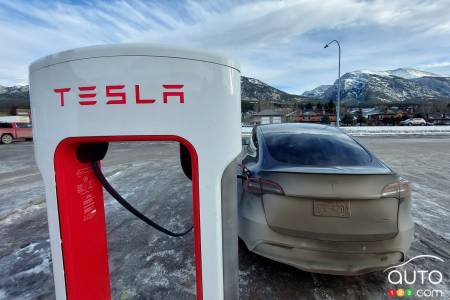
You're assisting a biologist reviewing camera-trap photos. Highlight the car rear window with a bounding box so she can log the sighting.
[263,131,372,167]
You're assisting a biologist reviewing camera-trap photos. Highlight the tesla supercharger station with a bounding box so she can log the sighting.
[29,44,241,300]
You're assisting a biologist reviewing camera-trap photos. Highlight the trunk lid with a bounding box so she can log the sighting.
[260,171,399,242]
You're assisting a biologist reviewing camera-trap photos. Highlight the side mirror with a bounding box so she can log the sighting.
[236,164,248,180]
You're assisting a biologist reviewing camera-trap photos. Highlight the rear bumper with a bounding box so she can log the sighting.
[239,216,414,275]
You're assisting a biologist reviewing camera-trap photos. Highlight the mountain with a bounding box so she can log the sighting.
[302,68,450,105]
[302,85,333,99]
[241,76,310,103]
[359,68,444,80]
[411,76,450,95]
[0,85,29,112]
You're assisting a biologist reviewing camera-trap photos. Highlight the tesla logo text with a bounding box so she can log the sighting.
[53,84,184,107]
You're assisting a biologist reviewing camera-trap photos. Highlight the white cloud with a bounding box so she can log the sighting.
[417,61,450,69]
[0,0,449,91]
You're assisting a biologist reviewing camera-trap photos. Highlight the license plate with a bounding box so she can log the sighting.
[313,200,351,218]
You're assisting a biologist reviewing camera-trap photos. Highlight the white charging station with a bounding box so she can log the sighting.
[29,44,241,300]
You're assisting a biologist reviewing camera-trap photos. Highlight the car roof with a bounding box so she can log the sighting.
[258,123,342,135]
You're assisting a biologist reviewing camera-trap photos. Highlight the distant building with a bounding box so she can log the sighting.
[288,110,336,124]
[406,106,415,114]
[252,109,284,124]
[367,112,403,126]
[16,108,31,116]
[427,112,449,124]
[362,108,380,118]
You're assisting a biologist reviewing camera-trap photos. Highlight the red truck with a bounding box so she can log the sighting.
[0,122,33,144]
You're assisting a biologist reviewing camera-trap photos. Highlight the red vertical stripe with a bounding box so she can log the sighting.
[54,136,202,300]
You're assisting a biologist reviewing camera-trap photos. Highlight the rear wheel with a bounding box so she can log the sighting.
[1,134,13,144]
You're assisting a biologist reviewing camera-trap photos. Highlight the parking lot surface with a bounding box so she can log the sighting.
[0,137,449,299]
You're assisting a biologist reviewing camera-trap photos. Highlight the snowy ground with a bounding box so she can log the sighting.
[0,138,449,299]
[242,125,450,137]
[342,126,450,136]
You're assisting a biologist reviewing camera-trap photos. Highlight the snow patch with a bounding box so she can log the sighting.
[20,257,50,275]
[0,290,7,300]
[141,261,170,288]
[0,200,45,225]
[341,126,450,136]
[170,257,196,294]
[247,78,264,86]
[13,242,52,277]
[239,269,251,288]
[17,242,39,254]
[243,126,450,137]
[411,184,450,240]
[359,68,444,79]
[145,249,176,262]
[107,170,123,180]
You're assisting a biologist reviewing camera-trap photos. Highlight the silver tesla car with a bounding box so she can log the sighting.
[238,123,414,275]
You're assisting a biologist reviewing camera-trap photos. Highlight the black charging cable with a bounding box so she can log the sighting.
[90,162,193,237]
[78,143,193,237]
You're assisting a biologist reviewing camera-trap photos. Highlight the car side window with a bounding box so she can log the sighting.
[0,123,13,128]
[16,123,32,128]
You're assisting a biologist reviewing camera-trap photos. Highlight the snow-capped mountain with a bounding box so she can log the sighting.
[412,76,450,95]
[302,85,333,98]
[0,85,29,111]
[1,85,29,94]
[359,68,444,80]
[302,68,450,104]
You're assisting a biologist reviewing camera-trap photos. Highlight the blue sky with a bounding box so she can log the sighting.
[0,0,449,93]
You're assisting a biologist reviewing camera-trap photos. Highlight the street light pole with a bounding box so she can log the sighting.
[324,40,341,127]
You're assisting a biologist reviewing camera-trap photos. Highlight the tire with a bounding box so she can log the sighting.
[1,134,13,144]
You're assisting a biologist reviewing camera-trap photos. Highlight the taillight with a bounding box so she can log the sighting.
[244,177,284,195]
[381,178,411,199]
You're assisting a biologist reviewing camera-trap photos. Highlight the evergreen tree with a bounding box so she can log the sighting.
[342,113,354,125]
[326,100,335,113]
[356,114,367,125]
